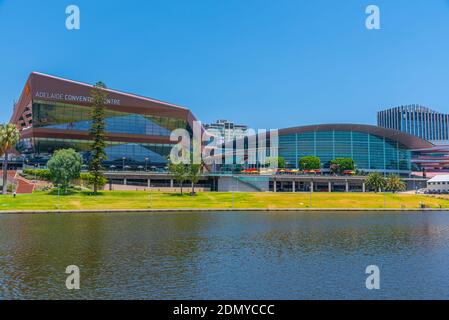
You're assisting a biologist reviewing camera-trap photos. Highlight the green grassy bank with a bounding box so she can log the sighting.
[1,191,449,211]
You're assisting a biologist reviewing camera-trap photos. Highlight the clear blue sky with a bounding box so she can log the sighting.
[1,0,449,129]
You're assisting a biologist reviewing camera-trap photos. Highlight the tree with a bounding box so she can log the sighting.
[299,156,321,170]
[330,163,340,175]
[47,148,82,192]
[385,175,406,193]
[266,156,286,169]
[330,158,355,174]
[187,164,202,195]
[80,172,107,190]
[365,172,386,193]
[89,81,108,194]
[169,162,188,194]
[0,124,20,194]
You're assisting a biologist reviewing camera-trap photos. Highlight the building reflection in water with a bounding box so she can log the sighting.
[1,211,449,299]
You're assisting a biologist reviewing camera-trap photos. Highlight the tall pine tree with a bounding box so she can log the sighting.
[89,82,108,194]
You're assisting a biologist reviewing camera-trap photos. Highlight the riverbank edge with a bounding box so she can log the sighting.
[1,208,448,214]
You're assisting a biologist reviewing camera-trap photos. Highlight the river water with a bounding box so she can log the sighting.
[1,211,448,299]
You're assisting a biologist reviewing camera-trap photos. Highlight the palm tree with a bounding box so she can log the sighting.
[0,124,20,194]
[365,172,386,193]
[385,175,406,193]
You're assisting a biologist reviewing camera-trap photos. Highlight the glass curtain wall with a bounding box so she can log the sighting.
[279,130,411,173]
[17,101,191,166]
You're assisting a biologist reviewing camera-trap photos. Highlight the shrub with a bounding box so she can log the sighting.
[22,169,51,181]
[266,156,286,169]
[7,184,16,193]
[299,156,321,170]
[330,158,355,174]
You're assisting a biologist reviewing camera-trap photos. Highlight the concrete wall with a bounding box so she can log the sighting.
[109,184,210,192]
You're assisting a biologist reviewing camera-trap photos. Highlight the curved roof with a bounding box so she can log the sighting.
[279,124,434,149]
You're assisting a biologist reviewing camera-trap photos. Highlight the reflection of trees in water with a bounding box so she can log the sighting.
[0,214,109,299]
[2,212,449,299]
[96,213,214,299]
[0,213,213,299]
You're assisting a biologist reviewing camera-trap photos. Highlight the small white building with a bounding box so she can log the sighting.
[427,175,449,193]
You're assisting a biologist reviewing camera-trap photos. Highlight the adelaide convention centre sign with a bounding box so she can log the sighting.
[35,91,121,105]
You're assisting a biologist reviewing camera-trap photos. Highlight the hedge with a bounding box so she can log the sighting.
[22,169,51,181]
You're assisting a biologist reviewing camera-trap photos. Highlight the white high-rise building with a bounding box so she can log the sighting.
[204,120,248,143]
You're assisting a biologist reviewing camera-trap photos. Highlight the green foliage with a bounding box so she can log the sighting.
[22,169,51,181]
[266,156,286,169]
[187,164,202,195]
[330,158,355,174]
[298,156,321,170]
[22,169,103,189]
[169,162,188,194]
[89,82,108,194]
[80,172,92,182]
[365,172,386,192]
[7,184,16,193]
[47,148,82,191]
[0,123,19,156]
[1,123,20,194]
[81,172,107,190]
[385,175,406,193]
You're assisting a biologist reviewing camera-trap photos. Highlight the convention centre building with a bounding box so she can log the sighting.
[10,72,197,167]
[277,124,432,175]
[216,124,433,176]
[9,72,435,177]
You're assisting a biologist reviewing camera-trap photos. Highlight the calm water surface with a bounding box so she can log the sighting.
[1,211,449,299]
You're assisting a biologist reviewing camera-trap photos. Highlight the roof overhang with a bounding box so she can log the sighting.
[10,72,200,129]
[279,124,434,150]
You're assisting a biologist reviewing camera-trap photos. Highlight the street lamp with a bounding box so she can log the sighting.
[122,157,126,171]
[145,158,149,172]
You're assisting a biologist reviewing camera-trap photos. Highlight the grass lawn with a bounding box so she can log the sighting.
[1,190,449,211]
